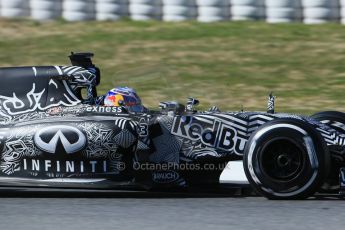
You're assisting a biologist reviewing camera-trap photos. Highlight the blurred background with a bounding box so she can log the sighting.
[1,0,345,113]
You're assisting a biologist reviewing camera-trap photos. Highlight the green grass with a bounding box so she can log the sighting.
[1,19,345,114]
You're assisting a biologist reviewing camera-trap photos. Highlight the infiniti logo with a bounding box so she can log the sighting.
[34,125,86,154]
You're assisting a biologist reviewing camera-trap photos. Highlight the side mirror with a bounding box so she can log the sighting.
[159,101,185,114]
[186,97,199,113]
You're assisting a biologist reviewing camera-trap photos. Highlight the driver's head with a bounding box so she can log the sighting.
[104,87,144,112]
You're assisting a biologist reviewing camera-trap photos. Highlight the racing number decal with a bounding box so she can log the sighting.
[139,123,148,137]
[138,118,148,137]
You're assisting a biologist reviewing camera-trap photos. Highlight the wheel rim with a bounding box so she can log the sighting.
[260,138,306,182]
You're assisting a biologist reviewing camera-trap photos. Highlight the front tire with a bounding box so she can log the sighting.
[311,111,345,133]
[243,119,330,199]
[311,111,345,192]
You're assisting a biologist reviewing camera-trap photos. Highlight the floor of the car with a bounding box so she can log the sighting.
[0,176,137,189]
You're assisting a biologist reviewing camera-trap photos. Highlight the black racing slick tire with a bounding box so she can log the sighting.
[311,111,345,133]
[243,119,330,200]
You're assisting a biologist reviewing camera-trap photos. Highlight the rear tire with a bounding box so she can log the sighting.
[243,119,330,199]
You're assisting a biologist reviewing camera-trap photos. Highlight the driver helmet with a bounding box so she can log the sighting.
[104,87,145,112]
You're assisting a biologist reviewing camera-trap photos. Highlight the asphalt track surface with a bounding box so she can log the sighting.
[0,188,344,230]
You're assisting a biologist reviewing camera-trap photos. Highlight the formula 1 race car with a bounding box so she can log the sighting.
[0,52,344,199]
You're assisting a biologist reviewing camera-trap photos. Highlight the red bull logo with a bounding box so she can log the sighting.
[171,116,246,155]
[105,94,124,106]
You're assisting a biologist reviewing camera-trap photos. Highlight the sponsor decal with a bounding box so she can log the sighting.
[34,125,86,154]
[2,124,125,176]
[22,159,110,173]
[152,170,179,184]
[171,116,246,155]
[85,106,123,113]
[47,106,63,115]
